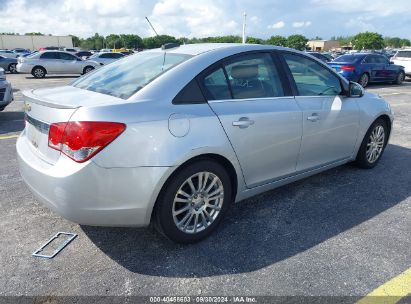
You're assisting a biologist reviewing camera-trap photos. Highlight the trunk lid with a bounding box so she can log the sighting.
[22,86,124,165]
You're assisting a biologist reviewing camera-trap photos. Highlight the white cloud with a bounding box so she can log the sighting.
[292,21,312,28]
[268,21,285,29]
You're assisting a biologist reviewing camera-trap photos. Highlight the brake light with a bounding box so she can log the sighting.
[341,65,355,72]
[48,121,126,163]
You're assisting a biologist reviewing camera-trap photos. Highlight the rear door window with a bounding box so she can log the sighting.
[224,53,284,99]
[40,52,58,59]
[202,68,232,100]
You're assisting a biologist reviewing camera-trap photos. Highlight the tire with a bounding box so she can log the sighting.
[83,66,94,74]
[31,66,46,78]
[8,63,17,74]
[154,159,232,243]
[395,71,405,85]
[359,73,369,88]
[355,118,389,169]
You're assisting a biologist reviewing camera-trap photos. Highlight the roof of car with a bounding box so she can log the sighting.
[152,43,288,56]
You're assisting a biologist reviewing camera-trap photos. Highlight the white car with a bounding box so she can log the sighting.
[392,49,411,77]
[88,52,125,65]
[16,50,100,78]
[0,50,19,59]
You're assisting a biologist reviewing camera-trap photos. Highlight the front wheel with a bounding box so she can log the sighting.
[355,119,389,169]
[154,160,232,243]
[83,66,94,74]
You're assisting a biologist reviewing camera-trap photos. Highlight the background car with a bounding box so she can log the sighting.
[12,48,31,57]
[75,51,93,59]
[0,50,19,59]
[88,52,125,65]
[329,53,405,87]
[391,49,411,78]
[16,50,100,78]
[307,51,332,62]
[0,68,13,111]
[0,55,18,73]
[17,44,393,243]
[63,48,77,53]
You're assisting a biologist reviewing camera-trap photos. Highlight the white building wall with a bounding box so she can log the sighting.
[0,35,73,50]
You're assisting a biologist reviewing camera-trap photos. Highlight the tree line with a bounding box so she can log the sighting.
[2,32,410,51]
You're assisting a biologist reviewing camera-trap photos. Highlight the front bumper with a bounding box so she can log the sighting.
[0,80,13,108]
[16,132,170,227]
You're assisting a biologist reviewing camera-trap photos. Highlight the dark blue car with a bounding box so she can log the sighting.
[329,53,405,87]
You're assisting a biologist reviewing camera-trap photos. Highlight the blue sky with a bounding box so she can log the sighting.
[1,0,410,39]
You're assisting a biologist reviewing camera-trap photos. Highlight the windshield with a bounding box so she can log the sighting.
[333,55,362,63]
[72,51,192,99]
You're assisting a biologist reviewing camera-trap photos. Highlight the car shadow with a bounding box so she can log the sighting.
[0,111,24,134]
[82,144,411,278]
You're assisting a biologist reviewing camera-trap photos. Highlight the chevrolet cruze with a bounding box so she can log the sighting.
[17,43,393,243]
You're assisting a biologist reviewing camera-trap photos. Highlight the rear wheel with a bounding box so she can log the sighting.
[355,118,388,169]
[359,73,369,88]
[8,63,17,73]
[31,66,46,78]
[395,71,405,85]
[154,160,232,243]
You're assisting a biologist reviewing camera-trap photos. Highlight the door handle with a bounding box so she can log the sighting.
[307,113,320,122]
[232,117,255,128]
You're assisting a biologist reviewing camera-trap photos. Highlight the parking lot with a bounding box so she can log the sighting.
[0,73,410,300]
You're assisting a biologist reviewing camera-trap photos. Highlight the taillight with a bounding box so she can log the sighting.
[341,65,355,72]
[48,121,126,163]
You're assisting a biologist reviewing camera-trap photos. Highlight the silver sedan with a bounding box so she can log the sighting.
[16,50,100,78]
[17,44,393,243]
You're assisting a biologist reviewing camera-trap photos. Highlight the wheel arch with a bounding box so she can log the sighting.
[149,153,239,224]
[377,114,392,138]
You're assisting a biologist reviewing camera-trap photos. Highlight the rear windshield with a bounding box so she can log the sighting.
[332,55,362,63]
[394,51,411,58]
[72,51,192,99]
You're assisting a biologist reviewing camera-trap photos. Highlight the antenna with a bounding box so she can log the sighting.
[145,17,159,37]
[242,12,247,44]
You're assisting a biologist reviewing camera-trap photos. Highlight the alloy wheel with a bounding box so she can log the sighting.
[366,125,385,163]
[360,74,369,87]
[172,172,224,234]
[9,64,17,73]
[34,68,44,78]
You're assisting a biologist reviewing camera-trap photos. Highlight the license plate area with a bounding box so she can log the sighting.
[26,114,49,151]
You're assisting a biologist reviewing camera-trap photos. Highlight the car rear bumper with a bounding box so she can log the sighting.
[16,132,169,227]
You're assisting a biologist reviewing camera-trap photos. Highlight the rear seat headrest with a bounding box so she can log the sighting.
[230,64,259,79]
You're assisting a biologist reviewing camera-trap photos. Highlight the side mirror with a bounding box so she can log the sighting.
[348,81,364,98]
[0,68,6,80]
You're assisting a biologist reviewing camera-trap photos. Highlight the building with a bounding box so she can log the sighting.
[307,40,340,52]
[0,35,73,51]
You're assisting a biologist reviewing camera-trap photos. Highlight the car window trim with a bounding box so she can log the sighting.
[278,50,348,97]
